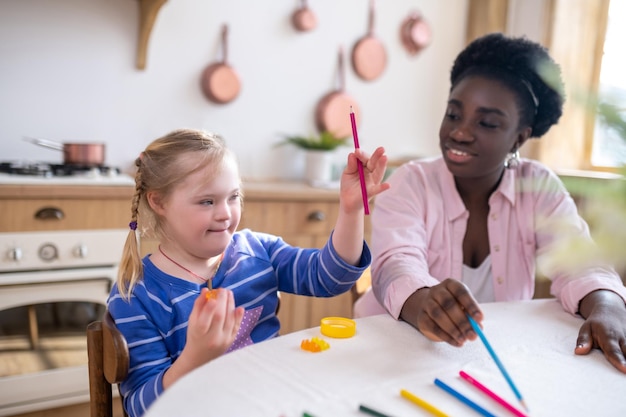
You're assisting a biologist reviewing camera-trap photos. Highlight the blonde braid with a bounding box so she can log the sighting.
[116,155,144,300]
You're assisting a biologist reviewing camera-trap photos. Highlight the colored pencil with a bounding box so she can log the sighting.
[459,371,528,417]
[400,388,449,417]
[467,315,528,411]
[358,404,393,417]
[433,378,497,417]
[349,106,370,215]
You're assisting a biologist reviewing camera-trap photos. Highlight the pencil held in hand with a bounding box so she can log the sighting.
[349,106,370,215]
[467,315,528,412]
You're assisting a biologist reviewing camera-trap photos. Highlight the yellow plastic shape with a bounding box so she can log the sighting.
[320,317,356,338]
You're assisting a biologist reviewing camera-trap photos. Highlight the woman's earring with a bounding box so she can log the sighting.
[504,150,520,169]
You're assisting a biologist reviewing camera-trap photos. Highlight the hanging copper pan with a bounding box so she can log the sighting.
[201,24,241,104]
[351,0,387,81]
[315,46,360,139]
[399,11,432,56]
[291,0,317,32]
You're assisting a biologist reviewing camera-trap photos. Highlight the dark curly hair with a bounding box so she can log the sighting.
[450,32,565,138]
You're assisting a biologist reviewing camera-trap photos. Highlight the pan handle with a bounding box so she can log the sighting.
[22,136,64,151]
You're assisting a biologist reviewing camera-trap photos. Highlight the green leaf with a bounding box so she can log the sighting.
[274,131,348,151]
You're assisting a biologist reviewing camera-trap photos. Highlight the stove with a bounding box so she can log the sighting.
[0,165,133,415]
[0,161,135,186]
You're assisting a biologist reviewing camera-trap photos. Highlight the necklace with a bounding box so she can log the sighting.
[158,245,224,290]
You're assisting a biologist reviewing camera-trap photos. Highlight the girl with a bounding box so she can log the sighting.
[108,128,389,417]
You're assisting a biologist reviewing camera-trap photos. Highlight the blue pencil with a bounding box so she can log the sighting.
[467,315,528,411]
[434,378,497,417]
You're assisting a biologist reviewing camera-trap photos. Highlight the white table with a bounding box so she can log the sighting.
[144,299,625,417]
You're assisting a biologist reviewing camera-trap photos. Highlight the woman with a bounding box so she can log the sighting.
[359,33,626,373]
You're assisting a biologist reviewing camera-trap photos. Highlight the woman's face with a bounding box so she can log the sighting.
[439,75,531,182]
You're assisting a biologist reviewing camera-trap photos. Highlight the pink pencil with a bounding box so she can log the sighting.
[459,371,528,417]
[349,106,370,215]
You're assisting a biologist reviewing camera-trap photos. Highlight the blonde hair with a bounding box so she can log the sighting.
[117,128,232,300]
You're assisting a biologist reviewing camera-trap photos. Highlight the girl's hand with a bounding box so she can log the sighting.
[162,288,244,390]
[186,288,245,364]
[575,290,626,373]
[340,146,390,213]
[401,279,483,347]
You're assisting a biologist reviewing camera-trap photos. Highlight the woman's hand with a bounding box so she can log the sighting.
[400,278,483,347]
[340,146,390,213]
[575,290,626,373]
[164,288,244,389]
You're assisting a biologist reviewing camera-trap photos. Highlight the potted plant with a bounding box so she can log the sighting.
[276,131,348,186]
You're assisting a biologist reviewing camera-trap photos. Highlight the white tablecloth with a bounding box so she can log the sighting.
[144,299,626,417]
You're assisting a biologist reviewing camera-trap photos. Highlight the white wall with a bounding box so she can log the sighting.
[0,0,468,180]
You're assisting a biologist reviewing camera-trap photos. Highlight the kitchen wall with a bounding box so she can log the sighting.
[0,0,468,180]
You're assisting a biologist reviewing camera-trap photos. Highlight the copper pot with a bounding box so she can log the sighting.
[24,136,106,166]
[400,12,432,56]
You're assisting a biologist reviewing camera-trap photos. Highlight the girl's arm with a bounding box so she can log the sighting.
[331,147,389,265]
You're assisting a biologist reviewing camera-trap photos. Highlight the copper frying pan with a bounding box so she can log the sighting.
[315,47,360,139]
[351,0,387,81]
[291,0,317,32]
[201,24,241,104]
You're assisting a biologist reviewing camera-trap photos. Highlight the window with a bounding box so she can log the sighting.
[591,0,626,168]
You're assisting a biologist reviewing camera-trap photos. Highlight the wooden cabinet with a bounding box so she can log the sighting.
[239,181,370,335]
[0,185,133,232]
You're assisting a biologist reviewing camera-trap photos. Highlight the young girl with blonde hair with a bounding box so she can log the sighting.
[108,128,389,417]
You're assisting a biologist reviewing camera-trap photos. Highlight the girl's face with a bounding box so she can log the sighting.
[439,75,531,184]
[155,154,242,259]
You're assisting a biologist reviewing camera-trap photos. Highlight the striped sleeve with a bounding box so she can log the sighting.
[107,282,181,417]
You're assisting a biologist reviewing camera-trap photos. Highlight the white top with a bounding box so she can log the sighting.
[462,255,496,302]
[143,300,625,417]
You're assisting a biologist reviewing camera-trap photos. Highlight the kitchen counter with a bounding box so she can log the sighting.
[0,184,135,199]
[241,180,339,202]
[0,180,339,200]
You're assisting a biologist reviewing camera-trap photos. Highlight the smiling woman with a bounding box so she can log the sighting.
[359,32,626,376]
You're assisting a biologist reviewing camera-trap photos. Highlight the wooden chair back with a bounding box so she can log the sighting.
[87,311,129,417]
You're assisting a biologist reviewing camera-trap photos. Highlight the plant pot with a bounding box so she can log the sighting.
[304,150,333,186]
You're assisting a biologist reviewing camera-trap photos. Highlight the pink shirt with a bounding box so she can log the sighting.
[371,157,626,318]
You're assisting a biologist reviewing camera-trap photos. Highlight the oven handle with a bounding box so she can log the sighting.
[0,266,117,286]
[35,207,65,220]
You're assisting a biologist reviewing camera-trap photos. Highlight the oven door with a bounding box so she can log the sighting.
[0,267,116,416]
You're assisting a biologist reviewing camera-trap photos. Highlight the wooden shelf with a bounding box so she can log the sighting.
[136,0,168,70]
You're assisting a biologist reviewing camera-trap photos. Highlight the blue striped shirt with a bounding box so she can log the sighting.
[107,229,370,417]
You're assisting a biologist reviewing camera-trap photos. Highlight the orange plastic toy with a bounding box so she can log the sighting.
[300,337,330,352]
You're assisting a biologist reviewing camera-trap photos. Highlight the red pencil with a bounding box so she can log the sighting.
[459,371,528,417]
[349,106,369,215]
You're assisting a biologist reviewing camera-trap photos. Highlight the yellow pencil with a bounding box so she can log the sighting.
[400,389,449,417]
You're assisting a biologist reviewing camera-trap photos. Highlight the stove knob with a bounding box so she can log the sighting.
[8,247,23,261]
[38,243,58,262]
[74,244,88,258]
